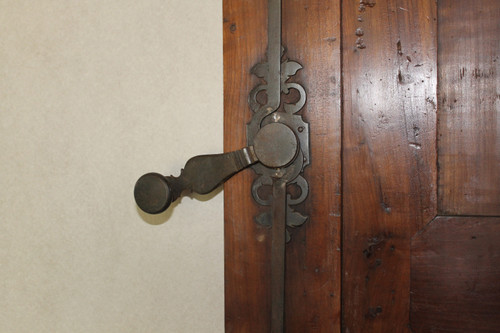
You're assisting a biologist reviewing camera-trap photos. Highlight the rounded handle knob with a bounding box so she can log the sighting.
[134,173,173,214]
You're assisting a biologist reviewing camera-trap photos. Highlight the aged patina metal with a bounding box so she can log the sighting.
[247,39,309,237]
[246,0,309,331]
[253,123,298,168]
[271,179,287,333]
[134,147,258,214]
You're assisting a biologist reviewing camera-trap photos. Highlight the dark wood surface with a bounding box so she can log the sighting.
[224,0,499,332]
[341,0,437,331]
[411,216,500,332]
[437,0,500,216]
[282,1,342,331]
[223,1,269,332]
[224,0,341,331]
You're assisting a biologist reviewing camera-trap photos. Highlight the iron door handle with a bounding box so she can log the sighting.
[134,122,300,214]
[134,147,257,215]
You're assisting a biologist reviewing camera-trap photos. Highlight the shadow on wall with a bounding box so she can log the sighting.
[136,187,223,225]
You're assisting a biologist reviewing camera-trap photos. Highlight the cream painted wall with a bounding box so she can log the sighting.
[0,1,223,332]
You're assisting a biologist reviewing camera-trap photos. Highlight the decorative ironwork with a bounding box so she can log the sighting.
[247,47,310,241]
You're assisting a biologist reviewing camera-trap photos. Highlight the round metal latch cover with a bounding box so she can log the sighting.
[253,122,298,168]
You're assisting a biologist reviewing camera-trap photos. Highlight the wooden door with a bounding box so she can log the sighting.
[223,0,500,332]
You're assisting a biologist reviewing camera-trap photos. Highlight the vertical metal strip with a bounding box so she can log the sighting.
[269,2,285,331]
[267,0,286,333]
[271,178,286,332]
[267,0,282,111]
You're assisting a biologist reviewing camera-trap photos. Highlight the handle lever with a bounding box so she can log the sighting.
[134,147,258,214]
[134,122,299,214]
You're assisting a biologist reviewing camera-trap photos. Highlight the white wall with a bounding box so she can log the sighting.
[0,1,223,332]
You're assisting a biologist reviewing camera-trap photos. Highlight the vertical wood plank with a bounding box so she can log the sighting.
[224,0,342,331]
[282,1,342,332]
[411,216,500,332]
[437,0,500,216]
[341,0,437,331]
[223,1,270,332]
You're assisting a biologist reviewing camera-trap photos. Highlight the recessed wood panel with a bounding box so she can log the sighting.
[341,0,437,331]
[437,0,500,215]
[411,216,500,332]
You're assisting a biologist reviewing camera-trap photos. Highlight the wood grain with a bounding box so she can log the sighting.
[411,216,500,332]
[223,1,270,332]
[437,0,500,216]
[282,0,342,332]
[341,0,437,331]
[224,1,499,331]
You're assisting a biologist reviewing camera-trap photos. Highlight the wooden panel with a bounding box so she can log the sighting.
[282,1,342,332]
[224,1,341,332]
[411,216,500,332]
[437,0,500,216]
[223,1,269,332]
[341,0,437,331]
